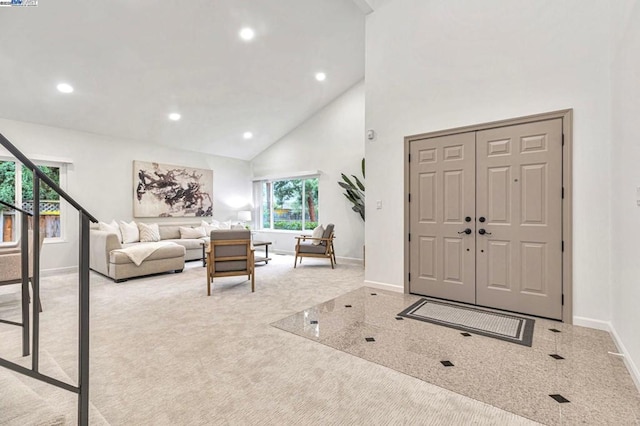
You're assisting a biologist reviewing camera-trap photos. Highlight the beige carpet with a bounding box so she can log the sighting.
[0,254,538,425]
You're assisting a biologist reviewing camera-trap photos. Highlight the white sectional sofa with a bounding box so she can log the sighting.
[90,222,213,282]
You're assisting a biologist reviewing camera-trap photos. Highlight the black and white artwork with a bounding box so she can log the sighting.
[133,161,213,217]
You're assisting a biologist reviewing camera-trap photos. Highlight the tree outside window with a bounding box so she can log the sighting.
[0,160,16,209]
[0,160,62,242]
[261,177,318,231]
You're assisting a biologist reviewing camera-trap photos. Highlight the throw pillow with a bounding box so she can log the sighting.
[311,224,324,246]
[232,223,245,230]
[200,220,220,235]
[138,222,160,242]
[98,220,122,243]
[219,221,232,230]
[119,221,140,244]
[179,226,207,239]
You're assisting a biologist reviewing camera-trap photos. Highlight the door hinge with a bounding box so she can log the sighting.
[408,233,411,242]
[408,272,411,282]
[562,241,565,251]
[408,153,411,162]
[562,133,565,146]
[408,193,411,202]
[562,187,564,199]
[562,294,564,305]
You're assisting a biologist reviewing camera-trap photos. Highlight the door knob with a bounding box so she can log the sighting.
[479,217,486,223]
[458,228,472,235]
[478,228,492,235]
[465,216,472,222]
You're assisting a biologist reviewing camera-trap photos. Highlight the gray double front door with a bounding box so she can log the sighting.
[408,119,563,320]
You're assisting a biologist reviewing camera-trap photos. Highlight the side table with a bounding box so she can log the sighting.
[253,240,272,264]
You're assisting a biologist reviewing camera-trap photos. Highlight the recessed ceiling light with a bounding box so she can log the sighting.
[239,28,255,41]
[168,113,181,121]
[56,83,74,93]
[243,131,253,140]
[315,72,326,82]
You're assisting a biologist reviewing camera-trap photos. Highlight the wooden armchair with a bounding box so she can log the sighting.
[294,223,336,269]
[206,229,255,295]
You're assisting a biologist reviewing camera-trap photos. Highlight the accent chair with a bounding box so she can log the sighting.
[294,223,336,269]
[206,229,255,295]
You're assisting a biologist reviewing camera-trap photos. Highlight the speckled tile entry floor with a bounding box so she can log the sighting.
[272,287,640,425]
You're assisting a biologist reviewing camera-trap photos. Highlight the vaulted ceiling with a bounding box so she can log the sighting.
[0,0,365,160]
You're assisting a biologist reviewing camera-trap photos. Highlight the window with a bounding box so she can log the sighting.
[0,159,65,243]
[258,177,318,231]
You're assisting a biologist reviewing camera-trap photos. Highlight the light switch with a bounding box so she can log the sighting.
[376,200,383,209]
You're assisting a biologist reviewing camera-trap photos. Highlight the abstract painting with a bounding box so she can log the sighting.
[133,161,213,217]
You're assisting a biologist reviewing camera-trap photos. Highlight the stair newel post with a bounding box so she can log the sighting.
[20,211,30,356]
[32,173,40,371]
[78,211,90,426]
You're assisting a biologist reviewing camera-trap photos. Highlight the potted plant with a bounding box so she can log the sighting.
[338,158,365,221]
[338,158,365,264]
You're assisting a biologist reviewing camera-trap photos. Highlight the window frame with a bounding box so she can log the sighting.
[0,156,68,245]
[257,175,319,232]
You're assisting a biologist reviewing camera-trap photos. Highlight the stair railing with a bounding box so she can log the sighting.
[0,133,97,426]
[0,199,32,358]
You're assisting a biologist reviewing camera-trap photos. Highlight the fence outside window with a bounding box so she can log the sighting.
[1,201,60,242]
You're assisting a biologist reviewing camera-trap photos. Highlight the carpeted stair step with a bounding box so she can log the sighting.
[0,366,68,426]
[10,350,110,425]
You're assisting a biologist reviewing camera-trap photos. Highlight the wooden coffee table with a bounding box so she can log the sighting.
[253,240,272,264]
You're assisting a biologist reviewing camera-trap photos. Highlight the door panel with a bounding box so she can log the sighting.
[487,240,510,289]
[443,237,463,283]
[419,237,437,280]
[409,133,476,304]
[444,170,463,222]
[487,166,511,223]
[418,173,437,222]
[476,119,563,319]
[520,242,546,294]
[521,164,546,224]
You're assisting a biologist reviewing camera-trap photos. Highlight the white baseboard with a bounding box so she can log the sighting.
[363,280,403,293]
[336,256,363,265]
[271,249,295,256]
[573,316,640,393]
[572,316,611,331]
[609,323,640,393]
[41,266,78,277]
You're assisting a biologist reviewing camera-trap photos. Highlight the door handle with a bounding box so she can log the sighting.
[478,228,492,235]
[458,228,472,235]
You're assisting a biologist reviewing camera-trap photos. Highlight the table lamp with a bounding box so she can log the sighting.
[238,210,252,228]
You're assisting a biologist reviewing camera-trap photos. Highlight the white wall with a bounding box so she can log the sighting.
[365,0,613,322]
[611,0,640,387]
[0,118,252,272]
[251,81,365,260]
